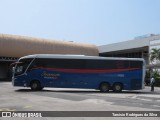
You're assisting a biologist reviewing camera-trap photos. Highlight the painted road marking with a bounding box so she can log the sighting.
[0,108,16,111]
[23,105,33,109]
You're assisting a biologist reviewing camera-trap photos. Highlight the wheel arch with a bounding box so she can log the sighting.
[29,79,41,87]
[99,81,111,89]
[112,82,124,89]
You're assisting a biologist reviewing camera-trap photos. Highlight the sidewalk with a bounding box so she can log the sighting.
[138,86,160,94]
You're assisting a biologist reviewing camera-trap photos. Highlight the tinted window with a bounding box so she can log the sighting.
[32,58,86,69]
[86,60,129,69]
[31,58,132,70]
[129,61,143,69]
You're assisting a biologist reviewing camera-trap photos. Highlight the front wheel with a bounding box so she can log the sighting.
[99,82,110,92]
[30,81,41,91]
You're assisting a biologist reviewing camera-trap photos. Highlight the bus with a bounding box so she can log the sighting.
[12,54,145,92]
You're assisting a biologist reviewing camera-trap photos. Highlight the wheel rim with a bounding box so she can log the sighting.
[102,85,107,91]
[32,82,38,89]
[115,85,121,91]
[114,84,122,92]
[101,84,109,92]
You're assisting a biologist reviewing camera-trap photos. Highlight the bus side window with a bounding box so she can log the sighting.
[27,59,45,71]
[34,58,46,68]
[27,63,36,71]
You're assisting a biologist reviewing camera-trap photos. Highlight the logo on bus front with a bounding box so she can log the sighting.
[41,71,60,80]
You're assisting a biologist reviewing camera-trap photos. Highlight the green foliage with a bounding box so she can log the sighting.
[150,48,160,63]
[153,70,160,86]
[145,70,150,78]
[145,70,160,87]
[155,77,160,87]
[153,71,160,87]
[148,48,160,86]
[153,70,160,77]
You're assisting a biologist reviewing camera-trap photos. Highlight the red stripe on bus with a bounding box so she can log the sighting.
[42,68,140,73]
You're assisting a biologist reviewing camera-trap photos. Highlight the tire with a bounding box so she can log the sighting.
[30,81,41,91]
[113,83,123,92]
[99,82,110,92]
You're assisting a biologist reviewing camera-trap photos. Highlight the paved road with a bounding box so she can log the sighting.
[0,82,160,120]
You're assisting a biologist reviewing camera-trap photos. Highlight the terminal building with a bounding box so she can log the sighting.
[0,34,99,80]
[98,34,160,67]
[1,33,160,81]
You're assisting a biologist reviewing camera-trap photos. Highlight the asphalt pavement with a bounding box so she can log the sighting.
[0,82,160,120]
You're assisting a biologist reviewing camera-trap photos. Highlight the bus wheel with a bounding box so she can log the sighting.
[99,82,110,92]
[113,83,123,92]
[30,81,41,91]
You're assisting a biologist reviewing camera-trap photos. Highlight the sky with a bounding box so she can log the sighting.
[0,0,160,46]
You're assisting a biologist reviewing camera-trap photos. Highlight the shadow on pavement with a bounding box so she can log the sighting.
[14,89,160,95]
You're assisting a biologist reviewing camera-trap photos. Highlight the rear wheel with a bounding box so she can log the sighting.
[30,81,41,91]
[113,83,123,92]
[99,82,110,92]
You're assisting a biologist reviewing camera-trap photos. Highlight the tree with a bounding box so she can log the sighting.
[150,48,160,63]
[148,48,160,86]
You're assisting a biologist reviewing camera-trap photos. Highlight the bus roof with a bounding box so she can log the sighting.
[19,54,145,62]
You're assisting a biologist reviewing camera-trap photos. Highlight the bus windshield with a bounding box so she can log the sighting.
[15,58,33,76]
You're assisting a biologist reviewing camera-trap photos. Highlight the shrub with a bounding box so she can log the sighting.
[155,77,160,87]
